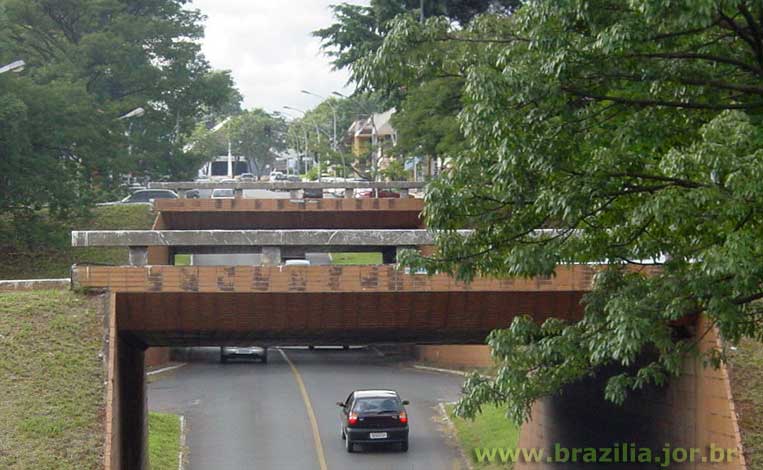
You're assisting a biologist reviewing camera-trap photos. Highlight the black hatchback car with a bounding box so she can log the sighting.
[337,389,409,453]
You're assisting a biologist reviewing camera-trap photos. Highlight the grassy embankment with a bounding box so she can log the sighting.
[330,252,383,265]
[446,404,520,469]
[0,205,155,279]
[148,412,182,470]
[728,339,763,470]
[0,290,104,469]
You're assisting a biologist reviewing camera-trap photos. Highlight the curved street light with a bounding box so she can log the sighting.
[284,105,326,181]
[301,89,347,178]
[0,60,25,75]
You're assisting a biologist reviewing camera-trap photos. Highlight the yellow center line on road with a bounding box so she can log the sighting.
[277,348,329,470]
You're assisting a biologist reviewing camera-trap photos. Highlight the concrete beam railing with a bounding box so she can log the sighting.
[72,229,472,266]
[0,278,71,291]
[149,181,424,190]
[71,229,472,247]
[148,181,425,198]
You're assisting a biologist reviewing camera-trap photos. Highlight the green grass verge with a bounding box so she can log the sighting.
[173,254,192,266]
[0,205,155,279]
[728,339,763,470]
[0,290,104,469]
[446,403,520,469]
[148,412,182,470]
[330,252,383,265]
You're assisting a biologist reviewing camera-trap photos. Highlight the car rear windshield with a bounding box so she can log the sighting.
[213,189,234,197]
[353,397,401,413]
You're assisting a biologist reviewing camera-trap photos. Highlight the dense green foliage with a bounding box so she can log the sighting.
[315,0,518,83]
[316,1,510,179]
[0,0,238,226]
[350,0,763,423]
[285,93,386,178]
[392,77,465,163]
[0,204,155,279]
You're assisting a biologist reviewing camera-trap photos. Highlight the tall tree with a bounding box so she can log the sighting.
[316,1,512,179]
[391,77,465,177]
[358,1,763,423]
[190,109,287,177]
[229,109,287,177]
[314,0,518,85]
[0,0,239,218]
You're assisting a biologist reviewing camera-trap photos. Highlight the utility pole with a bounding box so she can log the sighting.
[420,0,424,22]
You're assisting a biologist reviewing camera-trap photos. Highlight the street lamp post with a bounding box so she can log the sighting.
[301,90,346,179]
[118,107,146,158]
[281,107,310,176]
[302,90,347,178]
[117,107,146,185]
[0,60,25,75]
[301,90,337,151]
[284,105,324,181]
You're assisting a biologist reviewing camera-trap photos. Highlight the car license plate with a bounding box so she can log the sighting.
[369,432,388,439]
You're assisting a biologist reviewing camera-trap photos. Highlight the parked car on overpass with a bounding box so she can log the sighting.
[303,187,324,199]
[211,188,235,199]
[355,188,401,198]
[117,189,178,204]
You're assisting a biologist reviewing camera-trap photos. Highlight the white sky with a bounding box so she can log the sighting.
[189,0,368,114]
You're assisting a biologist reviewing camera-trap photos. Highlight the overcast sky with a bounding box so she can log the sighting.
[189,0,367,115]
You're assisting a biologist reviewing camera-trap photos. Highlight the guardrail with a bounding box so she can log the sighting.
[147,181,426,198]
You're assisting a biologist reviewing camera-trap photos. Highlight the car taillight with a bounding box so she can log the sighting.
[348,412,358,425]
[399,411,408,424]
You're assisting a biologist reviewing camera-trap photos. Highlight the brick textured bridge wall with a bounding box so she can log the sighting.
[416,345,493,368]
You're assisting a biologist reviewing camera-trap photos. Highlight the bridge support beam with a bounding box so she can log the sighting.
[105,294,148,470]
[128,247,148,266]
[118,339,147,470]
[261,247,281,265]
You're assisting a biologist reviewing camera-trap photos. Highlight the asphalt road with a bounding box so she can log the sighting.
[149,347,467,470]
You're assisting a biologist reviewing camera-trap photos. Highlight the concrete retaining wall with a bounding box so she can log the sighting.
[416,345,493,368]
[0,278,70,291]
[144,347,171,368]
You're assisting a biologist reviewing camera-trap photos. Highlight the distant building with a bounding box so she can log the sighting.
[198,155,250,180]
[345,108,397,158]
[344,108,399,175]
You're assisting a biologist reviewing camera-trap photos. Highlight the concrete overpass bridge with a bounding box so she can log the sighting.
[80,182,750,470]
[73,182,598,469]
